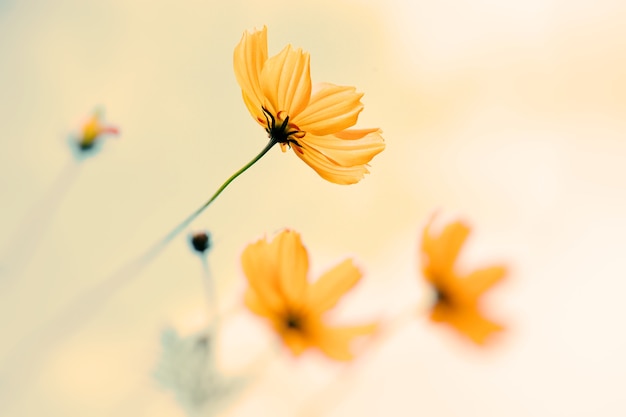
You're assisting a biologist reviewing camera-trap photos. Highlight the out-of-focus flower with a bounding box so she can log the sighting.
[242,229,376,360]
[233,26,385,185]
[420,215,506,345]
[76,110,119,151]
[154,328,242,414]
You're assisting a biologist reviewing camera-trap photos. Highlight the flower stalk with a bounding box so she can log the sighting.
[139,137,278,263]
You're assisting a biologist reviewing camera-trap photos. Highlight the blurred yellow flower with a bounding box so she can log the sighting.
[233,26,385,185]
[242,230,376,360]
[78,110,119,150]
[420,216,506,345]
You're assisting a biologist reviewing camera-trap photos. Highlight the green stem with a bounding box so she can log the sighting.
[200,255,219,369]
[0,139,279,387]
[149,138,278,255]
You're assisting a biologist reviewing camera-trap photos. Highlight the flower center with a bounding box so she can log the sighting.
[283,311,304,331]
[434,287,450,305]
[262,107,305,147]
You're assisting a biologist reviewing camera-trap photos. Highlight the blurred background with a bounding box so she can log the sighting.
[1,0,625,415]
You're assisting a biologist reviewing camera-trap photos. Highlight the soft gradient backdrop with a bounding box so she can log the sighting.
[1,0,625,416]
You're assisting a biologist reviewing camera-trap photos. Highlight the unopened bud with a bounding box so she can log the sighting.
[190,231,211,254]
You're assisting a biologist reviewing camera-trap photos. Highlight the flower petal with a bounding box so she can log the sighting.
[280,330,310,356]
[430,304,503,345]
[294,83,364,135]
[241,236,284,314]
[459,266,507,303]
[309,259,362,314]
[273,230,309,307]
[234,26,268,124]
[333,128,381,140]
[291,141,372,185]
[316,323,377,361]
[244,287,275,318]
[439,222,471,271]
[422,217,471,280]
[260,44,311,118]
[301,130,385,167]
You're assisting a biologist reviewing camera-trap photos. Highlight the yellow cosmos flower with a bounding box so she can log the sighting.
[234,26,385,185]
[78,110,119,150]
[420,216,506,345]
[242,230,377,360]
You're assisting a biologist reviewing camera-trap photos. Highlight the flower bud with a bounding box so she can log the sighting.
[190,231,211,254]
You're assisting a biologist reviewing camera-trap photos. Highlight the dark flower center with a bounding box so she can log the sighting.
[284,312,304,331]
[78,140,96,151]
[262,107,305,147]
[434,287,450,305]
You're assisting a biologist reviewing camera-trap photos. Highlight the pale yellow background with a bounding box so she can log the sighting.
[1,0,625,416]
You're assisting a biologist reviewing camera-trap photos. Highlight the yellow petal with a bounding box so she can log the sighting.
[292,141,371,185]
[81,117,100,143]
[439,221,471,271]
[241,237,285,313]
[273,230,309,307]
[293,83,364,135]
[280,328,311,356]
[300,130,385,166]
[316,323,377,361]
[430,303,503,345]
[458,266,507,304]
[422,217,470,280]
[233,26,268,125]
[260,44,311,118]
[309,259,362,314]
[334,128,382,140]
[244,287,276,318]
[241,91,267,127]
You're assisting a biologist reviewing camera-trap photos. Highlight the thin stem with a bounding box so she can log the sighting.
[0,139,278,402]
[147,137,278,256]
[200,256,218,329]
[0,159,80,285]
[200,255,218,371]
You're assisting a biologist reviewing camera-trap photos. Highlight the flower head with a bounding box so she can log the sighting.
[234,27,385,185]
[76,110,119,151]
[242,230,376,360]
[420,215,506,345]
